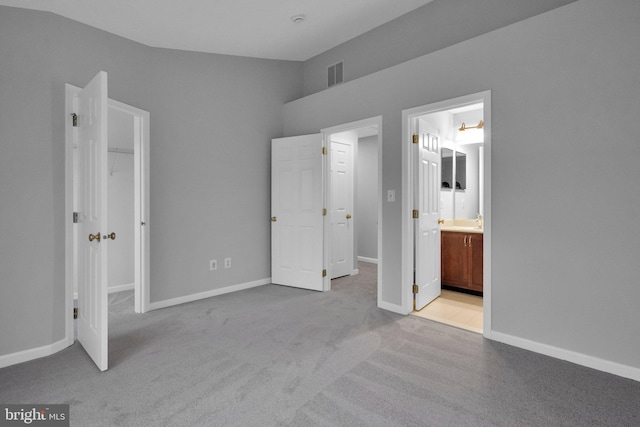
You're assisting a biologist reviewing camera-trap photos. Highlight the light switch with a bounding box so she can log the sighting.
[387,190,395,202]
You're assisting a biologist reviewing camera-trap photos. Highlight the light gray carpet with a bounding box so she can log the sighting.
[1,262,639,426]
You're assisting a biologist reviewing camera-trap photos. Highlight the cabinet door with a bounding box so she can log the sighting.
[469,233,483,292]
[441,232,468,288]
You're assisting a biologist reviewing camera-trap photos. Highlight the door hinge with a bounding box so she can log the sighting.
[412,209,419,219]
[71,113,78,127]
[322,208,327,216]
[73,307,78,319]
[413,284,419,294]
[322,147,327,155]
[412,134,419,144]
[73,212,79,223]
[322,269,327,277]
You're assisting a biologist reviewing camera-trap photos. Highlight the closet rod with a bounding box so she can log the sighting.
[72,144,134,155]
[108,147,134,154]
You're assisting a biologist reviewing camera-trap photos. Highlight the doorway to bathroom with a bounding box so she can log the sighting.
[402,91,491,335]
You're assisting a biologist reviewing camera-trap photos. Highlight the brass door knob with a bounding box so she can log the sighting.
[271,216,277,222]
[104,232,116,240]
[346,214,352,219]
[88,233,101,242]
[438,219,445,225]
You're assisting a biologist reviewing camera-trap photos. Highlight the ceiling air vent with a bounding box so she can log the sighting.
[328,61,344,88]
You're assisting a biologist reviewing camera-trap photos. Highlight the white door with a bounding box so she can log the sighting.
[414,118,441,310]
[77,71,109,371]
[330,136,354,279]
[271,134,324,291]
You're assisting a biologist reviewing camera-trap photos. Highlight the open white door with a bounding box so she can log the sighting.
[271,134,324,291]
[77,71,109,371]
[330,133,355,279]
[414,118,441,310]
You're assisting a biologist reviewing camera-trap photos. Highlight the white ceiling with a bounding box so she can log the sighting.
[0,0,434,61]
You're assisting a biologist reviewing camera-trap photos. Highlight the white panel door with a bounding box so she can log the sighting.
[415,119,441,310]
[330,137,354,279]
[77,71,109,371]
[271,134,324,291]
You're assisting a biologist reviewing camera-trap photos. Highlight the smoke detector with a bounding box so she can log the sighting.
[290,14,306,24]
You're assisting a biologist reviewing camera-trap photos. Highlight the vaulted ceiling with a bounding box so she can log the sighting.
[0,0,435,61]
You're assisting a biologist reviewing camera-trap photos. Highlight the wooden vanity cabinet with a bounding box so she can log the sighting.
[441,232,468,288]
[468,233,483,292]
[441,231,483,293]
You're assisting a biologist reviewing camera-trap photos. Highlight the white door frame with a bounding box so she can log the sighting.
[401,91,492,336]
[107,98,151,314]
[321,116,383,304]
[64,84,151,346]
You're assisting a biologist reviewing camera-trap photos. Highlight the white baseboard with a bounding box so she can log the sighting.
[351,269,359,275]
[149,278,271,311]
[109,283,134,294]
[0,338,70,369]
[74,283,134,300]
[358,256,378,264]
[488,330,640,382]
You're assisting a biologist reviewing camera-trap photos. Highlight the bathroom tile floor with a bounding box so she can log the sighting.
[411,289,483,334]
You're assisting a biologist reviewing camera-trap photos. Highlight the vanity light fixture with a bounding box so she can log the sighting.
[458,120,484,131]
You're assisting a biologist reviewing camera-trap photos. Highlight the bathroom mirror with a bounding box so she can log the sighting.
[441,144,483,220]
[455,152,466,190]
[441,148,453,189]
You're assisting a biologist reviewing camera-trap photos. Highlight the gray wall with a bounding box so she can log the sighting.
[302,0,579,96]
[146,48,301,302]
[284,0,640,369]
[0,6,302,356]
[356,136,378,261]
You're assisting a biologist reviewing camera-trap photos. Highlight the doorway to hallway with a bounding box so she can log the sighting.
[328,125,379,279]
[323,118,382,301]
[270,116,383,303]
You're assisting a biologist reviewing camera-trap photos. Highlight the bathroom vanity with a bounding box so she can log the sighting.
[441,220,483,293]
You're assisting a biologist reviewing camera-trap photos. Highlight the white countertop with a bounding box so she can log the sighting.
[440,219,484,234]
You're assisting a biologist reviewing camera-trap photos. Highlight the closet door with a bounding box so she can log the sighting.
[77,71,109,371]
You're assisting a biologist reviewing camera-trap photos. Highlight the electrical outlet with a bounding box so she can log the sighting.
[224,258,231,269]
[210,259,217,271]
